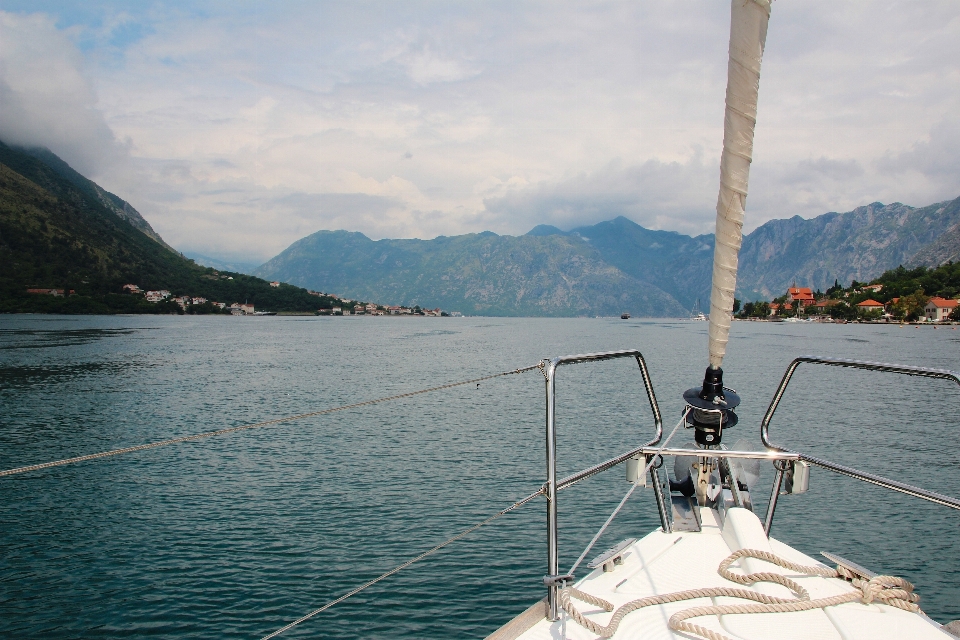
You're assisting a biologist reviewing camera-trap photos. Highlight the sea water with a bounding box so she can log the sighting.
[1,315,958,638]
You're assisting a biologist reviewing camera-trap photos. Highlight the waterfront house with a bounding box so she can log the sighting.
[857,299,884,314]
[925,297,958,322]
[769,302,792,316]
[787,287,814,309]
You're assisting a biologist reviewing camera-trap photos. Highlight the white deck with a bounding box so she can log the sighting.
[506,508,952,640]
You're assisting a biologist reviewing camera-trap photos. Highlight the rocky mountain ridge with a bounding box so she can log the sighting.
[256,195,960,316]
[737,198,960,298]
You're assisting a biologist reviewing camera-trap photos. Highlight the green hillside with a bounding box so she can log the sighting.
[0,142,337,314]
[871,262,960,301]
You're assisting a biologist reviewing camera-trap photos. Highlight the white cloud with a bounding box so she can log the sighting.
[0,11,126,177]
[483,153,717,236]
[0,1,958,262]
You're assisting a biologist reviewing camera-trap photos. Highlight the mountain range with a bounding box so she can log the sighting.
[3,140,959,317]
[255,197,960,316]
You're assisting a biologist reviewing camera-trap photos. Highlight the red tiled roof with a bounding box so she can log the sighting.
[928,297,959,309]
[857,299,884,308]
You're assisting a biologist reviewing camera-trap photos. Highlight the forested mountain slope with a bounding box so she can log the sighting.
[0,142,332,313]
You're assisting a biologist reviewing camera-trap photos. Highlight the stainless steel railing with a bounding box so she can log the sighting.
[542,349,663,620]
[760,356,960,533]
[540,352,960,622]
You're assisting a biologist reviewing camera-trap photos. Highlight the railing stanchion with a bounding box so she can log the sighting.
[541,349,663,622]
[544,360,560,620]
[650,456,671,533]
[764,461,785,535]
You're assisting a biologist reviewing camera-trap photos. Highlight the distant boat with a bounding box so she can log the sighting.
[253,311,277,316]
[691,298,707,321]
[620,312,630,319]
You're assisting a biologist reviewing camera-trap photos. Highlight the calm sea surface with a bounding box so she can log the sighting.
[1,315,959,638]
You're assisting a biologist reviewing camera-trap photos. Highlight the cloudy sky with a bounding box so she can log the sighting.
[1,1,958,263]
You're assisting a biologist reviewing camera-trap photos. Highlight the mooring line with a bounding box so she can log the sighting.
[260,488,545,640]
[0,363,543,478]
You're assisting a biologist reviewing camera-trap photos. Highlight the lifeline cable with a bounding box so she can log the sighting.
[0,363,543,478]
[260,488,545,639]
[567,408,690,576]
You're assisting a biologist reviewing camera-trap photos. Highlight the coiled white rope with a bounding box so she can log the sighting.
[559,548,920,640]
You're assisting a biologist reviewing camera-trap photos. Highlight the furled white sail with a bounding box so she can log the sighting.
[708,0,771,369]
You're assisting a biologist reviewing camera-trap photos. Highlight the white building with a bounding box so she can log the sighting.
[144,290,171,302]
[925,297,958,322]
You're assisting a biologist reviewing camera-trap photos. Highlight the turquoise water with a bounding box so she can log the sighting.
[1,316,958,638]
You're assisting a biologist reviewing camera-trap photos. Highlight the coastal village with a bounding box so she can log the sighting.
[737,282,960,323]
[114,281,453,317]
[29,277,958,322]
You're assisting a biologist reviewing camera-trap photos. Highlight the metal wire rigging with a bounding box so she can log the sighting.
[260,488,545,639]
[0,363,543,478]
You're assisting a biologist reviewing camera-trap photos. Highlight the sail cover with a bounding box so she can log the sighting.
[708,0,772,369]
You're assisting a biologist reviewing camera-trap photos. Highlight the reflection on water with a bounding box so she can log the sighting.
[0,328,143,350]
[0,362,145,389]
[404,329,461,339]
[0,315,958,638]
